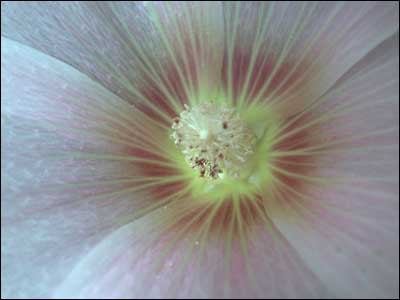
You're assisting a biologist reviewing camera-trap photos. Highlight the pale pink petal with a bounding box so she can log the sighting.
[1,2,225,123]
[4,2,397,120]
[265,33,399,298]
[220,2,399,117]
[55,200,329,299]
[1,38,172,298]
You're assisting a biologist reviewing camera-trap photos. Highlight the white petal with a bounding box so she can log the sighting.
[265,32,399,298]
[55,200,329,298]
[1,37,171,298]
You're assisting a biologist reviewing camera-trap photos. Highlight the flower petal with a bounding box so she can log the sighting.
[1,2,225,122]
[55,199,329,298]
[220,2,398,116]
[1,37,172,298]
[265,33,399,298]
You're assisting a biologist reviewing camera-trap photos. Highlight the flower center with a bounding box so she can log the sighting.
[171,103,256,180]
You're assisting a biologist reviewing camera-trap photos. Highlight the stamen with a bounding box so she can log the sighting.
[171,103,256,179]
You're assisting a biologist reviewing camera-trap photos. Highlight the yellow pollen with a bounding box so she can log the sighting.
[171,103,256,180]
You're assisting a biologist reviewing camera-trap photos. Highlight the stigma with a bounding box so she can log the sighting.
[171,103,256,180]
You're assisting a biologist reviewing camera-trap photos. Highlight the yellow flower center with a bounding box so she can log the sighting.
[166,100,280,201]
[171,103,256,180]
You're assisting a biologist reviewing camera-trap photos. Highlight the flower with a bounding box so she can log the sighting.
[1,1,399,298]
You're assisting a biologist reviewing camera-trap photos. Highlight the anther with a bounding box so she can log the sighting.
[171,103,256,179]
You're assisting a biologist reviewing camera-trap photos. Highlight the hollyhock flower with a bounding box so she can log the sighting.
[1,1,399,298]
